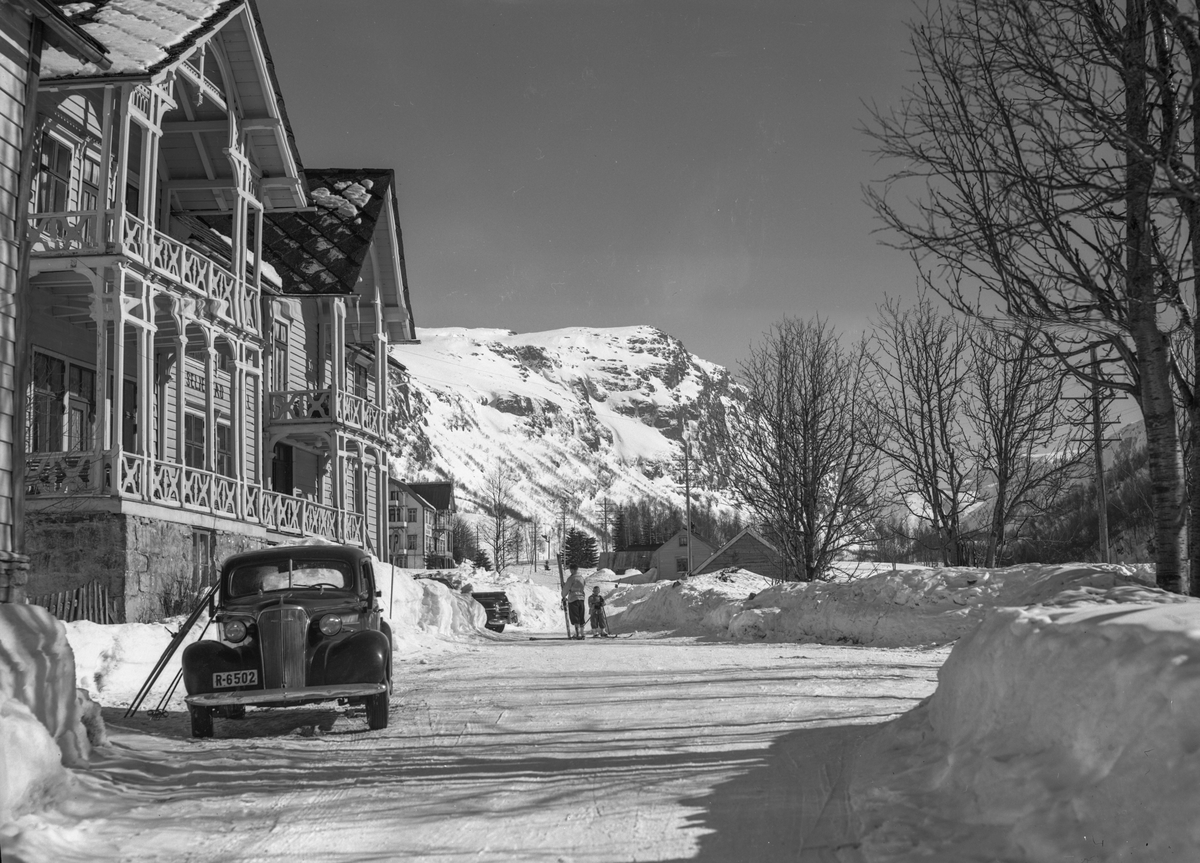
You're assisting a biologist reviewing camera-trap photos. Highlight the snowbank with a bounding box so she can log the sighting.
[728,563,1170,646]
[0,605,92,764]
[852,596,1200,861]
[66,615,209,707]
[0,605,93,823]
[608,571,775,635]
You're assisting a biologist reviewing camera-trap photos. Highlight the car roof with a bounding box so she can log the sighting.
[221,544,372,573]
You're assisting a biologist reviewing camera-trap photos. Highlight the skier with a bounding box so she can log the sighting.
[562,564,588,640]
[588,585,611,638]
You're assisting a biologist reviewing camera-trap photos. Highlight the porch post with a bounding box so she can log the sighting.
[111,267,127,464]
[173,318,187,467]
[204,332,215,472]
[96,85,113,245]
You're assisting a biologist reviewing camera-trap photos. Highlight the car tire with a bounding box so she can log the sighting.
[190,705,213,739]
[366,689,389,731]
[485,623,505,633]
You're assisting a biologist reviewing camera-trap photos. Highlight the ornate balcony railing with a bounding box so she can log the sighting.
[25,451,366,548]
[28,210,259,331]
[267,388,387,440]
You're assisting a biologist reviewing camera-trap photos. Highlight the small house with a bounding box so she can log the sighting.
[694,527,784,581]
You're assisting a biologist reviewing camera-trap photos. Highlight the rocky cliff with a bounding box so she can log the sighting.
[387,326,744,528]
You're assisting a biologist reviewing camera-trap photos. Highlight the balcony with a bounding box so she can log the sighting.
[25,450,366,548]
[27,210,259,332]
[268,388,386,441]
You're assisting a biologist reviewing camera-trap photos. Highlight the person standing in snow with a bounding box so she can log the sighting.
[588,585,610,638]
[562,564,587,640]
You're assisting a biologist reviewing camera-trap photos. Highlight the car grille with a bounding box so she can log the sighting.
[258,606,309,689]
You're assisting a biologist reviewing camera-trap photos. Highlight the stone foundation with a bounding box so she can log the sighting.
[26,511,266,622]
[0,550,30,603]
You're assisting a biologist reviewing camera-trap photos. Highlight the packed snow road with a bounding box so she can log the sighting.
[8,636,946,863]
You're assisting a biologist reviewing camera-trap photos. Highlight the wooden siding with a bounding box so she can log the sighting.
[697,534,785,581]
[0,5,31,556]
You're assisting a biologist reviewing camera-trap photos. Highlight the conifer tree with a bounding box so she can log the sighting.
[563,527,599,568]
[611,509,627,552]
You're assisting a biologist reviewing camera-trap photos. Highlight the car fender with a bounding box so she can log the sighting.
[309,629,390,687]
[182,640,259,695]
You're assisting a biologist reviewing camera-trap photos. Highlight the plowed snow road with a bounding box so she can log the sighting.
[7,636,946,863]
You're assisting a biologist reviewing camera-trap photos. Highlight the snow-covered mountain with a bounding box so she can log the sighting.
[387,326,744,528]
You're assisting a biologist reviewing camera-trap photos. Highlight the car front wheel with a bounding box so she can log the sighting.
[189,705,213,739]
[366,689,389,730]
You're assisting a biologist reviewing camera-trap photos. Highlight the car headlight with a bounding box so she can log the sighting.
[223,619,248,643]
[319,614,343,636]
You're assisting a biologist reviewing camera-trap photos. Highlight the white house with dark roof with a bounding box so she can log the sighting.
[0,0,108,604]
[18,1,417,621]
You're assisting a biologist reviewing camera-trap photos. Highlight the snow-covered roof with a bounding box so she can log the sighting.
[41,0,240,78]
[207,169,412,302]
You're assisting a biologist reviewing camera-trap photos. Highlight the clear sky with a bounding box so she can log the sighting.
[255,0,920,371]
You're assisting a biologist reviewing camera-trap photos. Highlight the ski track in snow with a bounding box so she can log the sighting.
[4,639,945,862]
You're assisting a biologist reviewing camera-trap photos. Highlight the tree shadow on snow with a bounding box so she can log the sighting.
[662,722,880,863]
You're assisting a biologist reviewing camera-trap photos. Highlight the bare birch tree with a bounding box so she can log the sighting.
[725,318,884,581]
[480,461,521,574]
[871,297,978,566]
[863,0,1200,591]
[965,327,1089,566]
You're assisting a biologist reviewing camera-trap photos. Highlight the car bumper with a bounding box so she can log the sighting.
[185,682,387,708]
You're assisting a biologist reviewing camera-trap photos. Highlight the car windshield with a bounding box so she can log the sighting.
[227,559,356,597]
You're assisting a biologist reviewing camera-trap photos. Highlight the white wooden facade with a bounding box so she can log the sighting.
[0,0,107,603]
[17,2,416,617]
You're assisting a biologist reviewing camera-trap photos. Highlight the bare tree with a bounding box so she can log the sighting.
[480,461,521,574]
[725,318,884,581]
[965,327,1089,566]
[871,297,978,566]
[862,0,1200,591]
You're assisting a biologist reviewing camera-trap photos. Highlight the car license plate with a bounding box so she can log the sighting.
[213,669,257,688]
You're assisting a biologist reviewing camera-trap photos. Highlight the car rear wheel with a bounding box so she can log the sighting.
[366,688,389,730]
[189,705,213,739]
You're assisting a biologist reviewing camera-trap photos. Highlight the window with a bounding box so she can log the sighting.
[407,534,417,550]
[192,529,215,587]
[216,423,233,477]
[352,466,363,514]
[675,557,689,573]
[679,534,688,546]
[65,365,95,451]
[30,353,65,452]
[408,507,417,523]
[271,322,288,392]
[184,413,206,469]
[389,505,403,523]
[36,136,71,213]
[352,363,369,400]
[78,153,100,240]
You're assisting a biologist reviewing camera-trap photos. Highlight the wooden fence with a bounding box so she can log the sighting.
[29,579,116,624]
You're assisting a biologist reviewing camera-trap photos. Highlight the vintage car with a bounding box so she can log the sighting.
[182,545,392,738]
[470,590,514,633]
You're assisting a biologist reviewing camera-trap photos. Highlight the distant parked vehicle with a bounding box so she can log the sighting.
[181,545,392,738]
[470,591,514,632]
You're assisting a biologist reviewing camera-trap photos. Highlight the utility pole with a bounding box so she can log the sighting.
[684,434,693,577]
[594,498,615,554]
[1091,348,1111,564]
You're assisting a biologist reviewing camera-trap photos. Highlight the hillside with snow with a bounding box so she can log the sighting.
[387,326,743,527]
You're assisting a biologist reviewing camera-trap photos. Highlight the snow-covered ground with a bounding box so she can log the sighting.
[6,560,1200,861]
[5,637,945,862]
